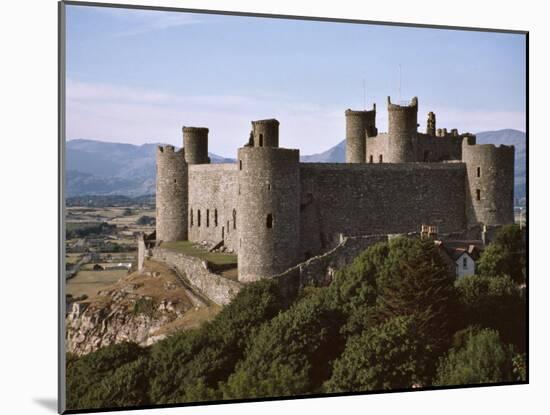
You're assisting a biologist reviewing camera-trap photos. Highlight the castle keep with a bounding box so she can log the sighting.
[156,96,515,282]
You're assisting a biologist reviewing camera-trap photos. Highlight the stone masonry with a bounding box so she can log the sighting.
[156,95,515,283]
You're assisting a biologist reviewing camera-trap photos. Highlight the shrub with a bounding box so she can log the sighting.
[477,224,525,282]
[66,342,150,410]
[147,278,295,403]
[222,290,345,399]
[456,274,526,352]
[324,316,431,392]
[434,328,515,386]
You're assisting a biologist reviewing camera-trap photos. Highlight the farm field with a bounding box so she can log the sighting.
[66,269,128,299]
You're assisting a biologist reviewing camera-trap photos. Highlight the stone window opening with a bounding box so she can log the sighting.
[369,155,373,163]
[233,209,237,230]
[266,213,273,229]
[477,166,481,177]
[379,154,383,163]
[198,210,201,227]
[476,189,481,201]
[227,221,230,234]
[214,209,218,226]
[222,226,225,240]
[206,209,210,227]
[463,256,468,269]
[190,209,193,227]
[174,179,177,184]
[267,183,271,190]
[259,134,264,147]
[239,160,242,170]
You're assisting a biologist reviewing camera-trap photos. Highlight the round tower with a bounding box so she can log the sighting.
[251,119,279,147]
[183,126,209,164]
[237,146,300,282]
[345,105,377,163]
[156,145,188,242]
[462,140,515,227]
[387,96,418,162]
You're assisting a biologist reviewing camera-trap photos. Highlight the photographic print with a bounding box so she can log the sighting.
[60,2,527,412]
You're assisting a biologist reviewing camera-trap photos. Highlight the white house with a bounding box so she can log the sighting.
[436,240,483,279]
[454,251,476,278]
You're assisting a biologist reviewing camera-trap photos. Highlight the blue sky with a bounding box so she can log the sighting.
[66,5,526,157]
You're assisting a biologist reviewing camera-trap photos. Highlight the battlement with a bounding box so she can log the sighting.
[344,104,376,116]
[157,145,184,155]
[251,118,280,125]
[462,140,515,155]
[387,96,418,111]
[238,146,300,167]
[182,126,209,133]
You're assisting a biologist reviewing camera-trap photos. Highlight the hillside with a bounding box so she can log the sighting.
[66,130,526,201]
[66,139,234,197]
[65,235,526,410]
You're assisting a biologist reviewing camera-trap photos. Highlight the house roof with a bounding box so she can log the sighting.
[436,239,484,261]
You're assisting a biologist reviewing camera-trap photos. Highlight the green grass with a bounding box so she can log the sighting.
[162,240,237,266]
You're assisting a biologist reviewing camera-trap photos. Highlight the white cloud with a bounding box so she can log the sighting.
[92,8,203,37]
[66,80,525,158]
[65,80,343,157]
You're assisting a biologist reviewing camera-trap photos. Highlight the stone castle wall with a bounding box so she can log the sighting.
[183,160,470,266]
[367,133,468,164]
[299,162,467,259]
[188,163,239,252]
[152,247,242,306]
[276,234,389,288]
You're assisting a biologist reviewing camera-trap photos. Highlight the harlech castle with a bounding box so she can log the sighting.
[155,96,515,283]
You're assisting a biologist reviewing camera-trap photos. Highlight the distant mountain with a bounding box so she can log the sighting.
[66,130,526,201]
[300,141,345,163]
[65,139,234,196]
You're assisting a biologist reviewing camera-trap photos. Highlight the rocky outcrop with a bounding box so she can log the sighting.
[65,261,217,356]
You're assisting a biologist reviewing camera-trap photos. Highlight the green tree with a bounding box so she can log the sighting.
[477,224,526,282]
[375,237,459,357]
[434,328,515,386]
[66,342,150,410]
[456,274,526,352]
[148,278,294,404]
[325,242,387,335]
[222,290,345,399]
[324,316,431,392]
